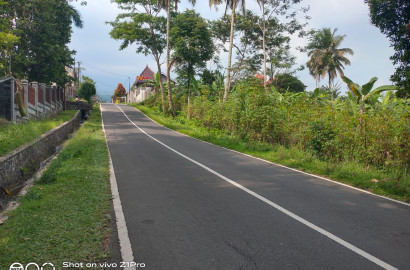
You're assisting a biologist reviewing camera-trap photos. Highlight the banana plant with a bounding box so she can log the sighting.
[146,72,161,93]
[341,75,396,114]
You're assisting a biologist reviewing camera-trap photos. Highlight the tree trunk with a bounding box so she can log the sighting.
[150,21,166,113]
[166,0,175,117]
[154,55,166,113]
[187,75,191,119]
[262,2,267,88]
[328,71,331,90]
[223,0,236,101]
[187,74,191,107]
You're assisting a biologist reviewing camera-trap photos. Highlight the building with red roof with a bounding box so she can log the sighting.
[127,65,170,103]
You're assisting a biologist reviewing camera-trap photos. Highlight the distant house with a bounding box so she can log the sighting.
[254,73,273,85]
[127,65,169,103]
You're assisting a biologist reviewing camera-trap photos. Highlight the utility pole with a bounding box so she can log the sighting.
[8,53,12,77]
[128,76,130,92]
[73,58,77,90]
[78,61,81,87]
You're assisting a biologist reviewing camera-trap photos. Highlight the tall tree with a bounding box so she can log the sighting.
[170,10,214,107]
[78,80,96,103]
[0,1,19,74]
[211,12,260,82]
[1,0,83,86]
[256,0,308,87]
[364,0,409,98]
[155,0,198,116]
[211,10,303,83]
[209,0,245,101]
[306,28,353,89]
[273,73,305,93]
[153,0,194,115]
[109,0,167,112]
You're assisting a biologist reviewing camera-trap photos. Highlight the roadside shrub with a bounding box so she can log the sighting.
[310,120,335,158]
[143,79,409,175]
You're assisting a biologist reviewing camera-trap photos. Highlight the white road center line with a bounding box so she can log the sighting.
[116,104,398,270]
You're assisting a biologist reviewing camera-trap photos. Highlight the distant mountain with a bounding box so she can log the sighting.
[97,94,112,103]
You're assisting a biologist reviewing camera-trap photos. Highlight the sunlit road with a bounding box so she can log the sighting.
[102,104,410,270]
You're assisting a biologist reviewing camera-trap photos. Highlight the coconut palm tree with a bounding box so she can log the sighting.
[68,4,83,28]
[306,28,353,89]
[209,0,246,100]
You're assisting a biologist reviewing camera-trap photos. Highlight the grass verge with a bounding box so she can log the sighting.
[0,106,112,268]
[133,104,410,202]
[0,110,77,156]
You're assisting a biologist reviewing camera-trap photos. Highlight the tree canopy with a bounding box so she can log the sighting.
[109,0,168,112]
[306,28,353,89]
[364,0,409,97]
[170,9,214,104]
[273,73,305,93]
[78,80,96,102]
[0,0,83,86]
[112,83,126,101]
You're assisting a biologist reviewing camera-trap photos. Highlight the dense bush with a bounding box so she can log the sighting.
[142,80,409,175]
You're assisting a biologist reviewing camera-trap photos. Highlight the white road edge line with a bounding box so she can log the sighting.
[101,104,136,270]
[116,104,398,270]
[129,105,410,208]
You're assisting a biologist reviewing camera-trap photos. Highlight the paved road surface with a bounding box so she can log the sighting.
[101,104,410,270]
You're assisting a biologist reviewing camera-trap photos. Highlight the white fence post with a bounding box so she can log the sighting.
[32,82,39,116]
[10,78,15,122]
[21,80,28,117]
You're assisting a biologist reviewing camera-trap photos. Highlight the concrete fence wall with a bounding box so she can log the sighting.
[0,77,76,122]
[0,111,81,193]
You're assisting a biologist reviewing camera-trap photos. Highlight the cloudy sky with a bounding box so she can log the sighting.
[69,0,395,100]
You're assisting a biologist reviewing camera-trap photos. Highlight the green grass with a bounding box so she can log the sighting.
[133,104,410,202]
[0,110,77,156]
[0,106,112,268]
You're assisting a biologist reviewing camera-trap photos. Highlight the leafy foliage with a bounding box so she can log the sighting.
[78,81,96,103]
[145,78,409,176]
[170,10,214,106]
[305,28,353,88]
[0,1,19,72]
[341,75,396,113]
[109,0,168,112]
[112,82,126,101]
[272,73,305,93]
[211,7,306,86]
[364,0,410,98]
[0,0,83,86]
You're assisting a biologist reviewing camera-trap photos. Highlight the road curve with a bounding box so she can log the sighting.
[101,104,410,270]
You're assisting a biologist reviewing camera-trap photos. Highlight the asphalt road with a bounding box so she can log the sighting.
[101,104,410,270]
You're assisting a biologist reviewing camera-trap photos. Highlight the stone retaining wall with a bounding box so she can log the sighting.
[0,111,81,192]
[65,101,93,111]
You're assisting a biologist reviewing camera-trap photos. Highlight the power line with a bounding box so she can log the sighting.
[81,61,131,78]
[95,81,118,90]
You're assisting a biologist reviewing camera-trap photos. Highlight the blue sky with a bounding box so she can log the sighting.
[69,0,396,100]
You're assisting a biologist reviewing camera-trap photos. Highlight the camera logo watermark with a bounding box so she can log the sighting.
[10,262,55,270]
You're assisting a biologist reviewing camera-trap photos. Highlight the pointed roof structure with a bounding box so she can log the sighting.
[134,65,155,86]
[255,73,272,85]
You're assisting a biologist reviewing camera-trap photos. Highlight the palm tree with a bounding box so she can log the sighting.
[306,49,324,88]
[210,0,245,100]
[306,28,353,89]
[68,4,83,29]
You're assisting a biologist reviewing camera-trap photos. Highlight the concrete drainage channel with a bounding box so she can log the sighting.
[0,149,62,224]
[0,110,83,223]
